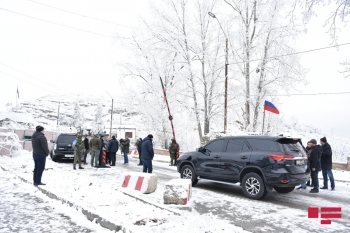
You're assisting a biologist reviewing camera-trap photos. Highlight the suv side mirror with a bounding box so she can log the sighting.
[198,147,205,153]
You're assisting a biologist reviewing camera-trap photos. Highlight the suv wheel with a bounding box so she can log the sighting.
[242,173,266,200]
[180,165,198,186]
[274,186,295,193]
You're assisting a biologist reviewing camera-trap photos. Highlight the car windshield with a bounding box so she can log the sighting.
[57,135,76,144]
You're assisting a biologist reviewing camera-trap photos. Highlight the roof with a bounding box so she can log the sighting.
[0,112,34,123]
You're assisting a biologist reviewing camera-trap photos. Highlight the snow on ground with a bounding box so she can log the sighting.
[0,151,247,233]
[0,167,110,233]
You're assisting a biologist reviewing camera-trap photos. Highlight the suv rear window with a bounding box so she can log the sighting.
[277,139,306,157]
[246,139,279,151]
[57,135,76,144]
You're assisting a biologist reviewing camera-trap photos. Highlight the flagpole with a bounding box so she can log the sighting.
[261,109,265,136]
[16,86,18,107]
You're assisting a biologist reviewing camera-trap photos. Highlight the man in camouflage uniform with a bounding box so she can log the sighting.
[169,138,179,166]
[73,134,85,170]
[89,134,102,167]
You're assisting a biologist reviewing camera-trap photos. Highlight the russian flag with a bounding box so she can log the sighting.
[264,100,279,114]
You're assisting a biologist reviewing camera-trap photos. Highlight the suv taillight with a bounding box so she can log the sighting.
[267,154,294,161]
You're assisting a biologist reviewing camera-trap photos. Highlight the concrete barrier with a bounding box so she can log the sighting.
[14,129,25,140]
[24,129,34,136]
[120,172,157,194]
[163,179,192,205]
[128,150,138,155]
[23,141,32,151]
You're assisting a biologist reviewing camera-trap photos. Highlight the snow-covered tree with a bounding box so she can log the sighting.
[71,101,84,130]
[224,0,307,131]
[93,105,104,134]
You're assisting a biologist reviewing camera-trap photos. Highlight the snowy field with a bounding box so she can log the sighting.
[1,151,350,232]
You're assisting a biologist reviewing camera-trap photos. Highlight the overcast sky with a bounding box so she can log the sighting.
[0,0,349,138]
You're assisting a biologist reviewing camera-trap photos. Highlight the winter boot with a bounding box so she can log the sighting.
[73,167,76,170]
[79,167,84,169]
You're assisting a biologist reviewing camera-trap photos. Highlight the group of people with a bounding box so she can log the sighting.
[31,125,157,186]
[74,133,156,174]
[299,137,335,193]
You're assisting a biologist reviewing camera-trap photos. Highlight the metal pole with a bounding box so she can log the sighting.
[261,110,265,135]
[224,38,228,134]
[160,76,176,140]
[110,98,113,136]
[57,102,60,126]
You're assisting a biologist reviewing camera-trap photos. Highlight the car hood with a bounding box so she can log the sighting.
[179,151,198,161]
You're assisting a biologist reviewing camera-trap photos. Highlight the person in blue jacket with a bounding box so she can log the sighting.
[141,134,154,173]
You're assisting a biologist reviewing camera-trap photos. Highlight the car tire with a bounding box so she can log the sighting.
[50,151,57,162]
[242,172,266,200]
[180,165,198,186]
[274,186,295,193]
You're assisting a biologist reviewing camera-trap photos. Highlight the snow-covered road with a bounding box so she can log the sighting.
[1,152,349,232]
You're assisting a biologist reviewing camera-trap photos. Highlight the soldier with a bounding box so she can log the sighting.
[89,134,102,167]
[168,138,179,166]
[73,134,85,170]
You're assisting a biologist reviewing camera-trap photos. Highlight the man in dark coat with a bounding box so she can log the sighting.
[136,138,143,166]
[141,134,154,173]
[308,139,322,193]
[32,125,50,186]
[320,137,335,190]
[107,136,119,166]
[121,137,130,164]
[83,135,90,165]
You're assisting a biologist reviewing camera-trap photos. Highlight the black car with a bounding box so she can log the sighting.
[50,133,77,162]
[177,136,309,200]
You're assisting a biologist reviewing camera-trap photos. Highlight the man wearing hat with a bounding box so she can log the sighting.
[141,134,154,173]
[32,125,50,186]
[308,139,322,193]
[320,137,335,190]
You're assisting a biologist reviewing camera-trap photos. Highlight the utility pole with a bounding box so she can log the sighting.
[224,38,228,134]
[105,91,113,137]
[57,102,60,126]
[208,12,229,134]
[110,98,113,136]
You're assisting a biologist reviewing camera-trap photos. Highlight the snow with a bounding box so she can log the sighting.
[0,151,247,233]
[0,111,34,124]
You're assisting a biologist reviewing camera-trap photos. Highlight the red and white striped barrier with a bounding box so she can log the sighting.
[163,179,192,205]
[128,150,138,155]
[120,172,157,194]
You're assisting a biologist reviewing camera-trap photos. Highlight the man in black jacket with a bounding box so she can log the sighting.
[121,137,130,164]
[308,139,322,193]
[320,137,335,190]
[141,134,154,173]
[107,136,119,166]
[83,135,90,165]
[32,125,49,186]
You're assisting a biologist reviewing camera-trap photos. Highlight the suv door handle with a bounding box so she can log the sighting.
[240,156,248,159]
[214,155,220,159]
